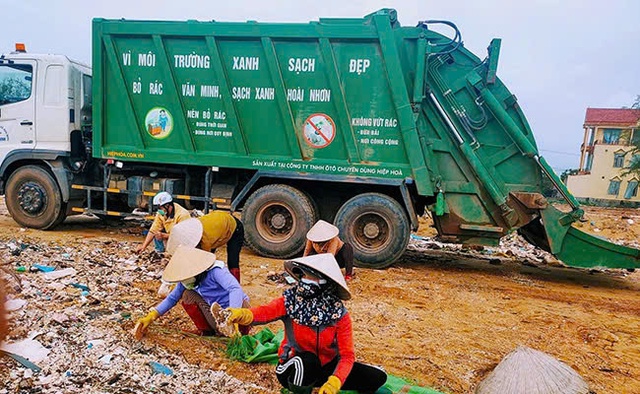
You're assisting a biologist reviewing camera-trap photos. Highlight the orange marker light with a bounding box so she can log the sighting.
[15,43,26,52]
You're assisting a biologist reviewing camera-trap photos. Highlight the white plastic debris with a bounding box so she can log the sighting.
[43,267,77,280]
[5,298,27,312]
[1,336,50,363]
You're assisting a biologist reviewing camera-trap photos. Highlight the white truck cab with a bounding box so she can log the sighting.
[0,44,92,229]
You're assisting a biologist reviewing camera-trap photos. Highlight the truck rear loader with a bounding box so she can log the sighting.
[1,9,638,269]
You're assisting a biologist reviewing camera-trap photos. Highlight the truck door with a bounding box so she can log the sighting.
[0,60,37,161]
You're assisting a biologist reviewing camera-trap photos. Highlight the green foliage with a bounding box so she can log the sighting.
[560,169,579,184]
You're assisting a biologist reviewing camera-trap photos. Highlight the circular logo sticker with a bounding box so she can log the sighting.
[303,113,336,149]
[145,107,173,139]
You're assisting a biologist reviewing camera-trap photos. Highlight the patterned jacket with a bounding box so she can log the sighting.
[250,296,355,384]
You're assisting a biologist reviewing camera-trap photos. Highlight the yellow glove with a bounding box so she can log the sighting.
[318,375,341,394]
[136,309,160,332]
[226,308,253,326]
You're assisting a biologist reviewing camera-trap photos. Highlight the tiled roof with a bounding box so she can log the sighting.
[584,108,640,126]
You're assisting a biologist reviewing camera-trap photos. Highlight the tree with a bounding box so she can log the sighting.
[619,95,640,177]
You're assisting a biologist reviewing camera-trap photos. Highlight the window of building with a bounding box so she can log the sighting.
[632,129,640,146]
[603,129,621,144]
[608,179,621,195]
[613,152,625,167]
[585,153,594,171]
[0,64,33,105]
[624,180,639,199]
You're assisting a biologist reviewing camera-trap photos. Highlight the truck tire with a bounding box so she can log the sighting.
[242,184,317,258]
[5,165,65,230]
[334,193,409,269]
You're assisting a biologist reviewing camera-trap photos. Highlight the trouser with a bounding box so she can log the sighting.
[275,352,387,393]
[180,290,250,335]
[212,217,244,283]
[226,217,244,271]
[335,243,354,276]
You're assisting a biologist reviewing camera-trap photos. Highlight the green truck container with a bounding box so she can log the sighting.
[2,9,639,269]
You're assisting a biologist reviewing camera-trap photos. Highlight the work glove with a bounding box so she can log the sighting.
[226,308,253,326]
[135,309,160,338]
[318,375,341,394]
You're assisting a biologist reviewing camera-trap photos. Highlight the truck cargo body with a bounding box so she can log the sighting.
[2,9,639,269]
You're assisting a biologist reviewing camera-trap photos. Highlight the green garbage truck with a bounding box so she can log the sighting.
[0,9,638,269]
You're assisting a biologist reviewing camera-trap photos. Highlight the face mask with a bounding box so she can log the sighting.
[157,209,166,216]
[181,277,196,290]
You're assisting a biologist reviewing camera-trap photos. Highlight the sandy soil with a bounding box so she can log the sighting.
[1,201,639,393]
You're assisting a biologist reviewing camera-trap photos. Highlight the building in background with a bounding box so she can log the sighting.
[566,108,640,206]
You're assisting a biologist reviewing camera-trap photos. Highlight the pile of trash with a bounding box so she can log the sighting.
[0,235,261,393]
[408,232,561,267]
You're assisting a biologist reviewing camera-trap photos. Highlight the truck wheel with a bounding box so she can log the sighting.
[334,193,409,269]
[242,184,317,258]
[5,165,65,230]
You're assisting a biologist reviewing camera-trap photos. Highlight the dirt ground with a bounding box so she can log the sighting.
[2,201,640,393]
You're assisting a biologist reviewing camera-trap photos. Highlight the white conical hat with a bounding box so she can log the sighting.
[284,253,351,300]
[166,218,203,255]
[475,346,590,394]
[162,245,216,283]
[306,220,339,243]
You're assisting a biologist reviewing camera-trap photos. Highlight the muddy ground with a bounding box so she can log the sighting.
[1,201,639,393]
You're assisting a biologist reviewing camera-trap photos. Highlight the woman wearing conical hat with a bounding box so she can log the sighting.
[304,220,354,281]
[226,254,386,394]
[135,246,250,338]
[166,211,245,284]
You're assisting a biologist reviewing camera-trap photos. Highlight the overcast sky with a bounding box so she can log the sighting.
[2,0,639,172]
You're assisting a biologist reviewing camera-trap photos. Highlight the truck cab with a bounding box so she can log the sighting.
[0,44,92,228]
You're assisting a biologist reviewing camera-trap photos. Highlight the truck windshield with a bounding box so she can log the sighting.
[0,64,33,106]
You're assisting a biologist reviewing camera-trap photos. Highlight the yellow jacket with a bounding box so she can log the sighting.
[149,202,191,234]
[199,210,237,252]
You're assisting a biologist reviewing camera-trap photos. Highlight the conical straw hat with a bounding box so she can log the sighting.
[475,346,590,394]
[162,245,216,283]
[166,218,203,256]
[284,253,351,300]
[306,220,339,243]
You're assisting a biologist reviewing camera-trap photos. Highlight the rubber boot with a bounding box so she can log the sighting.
[181,302,216,336]
[229,268,241,283]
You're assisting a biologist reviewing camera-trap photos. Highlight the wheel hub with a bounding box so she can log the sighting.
[18,182,46,214]
[256,203,296,244]
[271,213,287,229]
[363,222,380,239]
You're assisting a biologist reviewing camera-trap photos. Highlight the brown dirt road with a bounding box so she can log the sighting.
[1,202,639,393]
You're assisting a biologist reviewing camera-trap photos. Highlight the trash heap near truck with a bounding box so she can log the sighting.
[1,9,639,269]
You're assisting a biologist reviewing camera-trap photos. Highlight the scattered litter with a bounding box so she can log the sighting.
[50,313,69,325]
[5,298,27,312]
[70,283,90,291]
[99,354,113,365]
[0,235,255,393]
[0,349,41,372]
[31,264,56,273]
[148,361,174,376]
[43,267,77,280]
[210,302,237,337]
[0,336,50,363]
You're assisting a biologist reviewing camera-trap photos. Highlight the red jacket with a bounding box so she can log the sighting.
[250,296,355,384]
